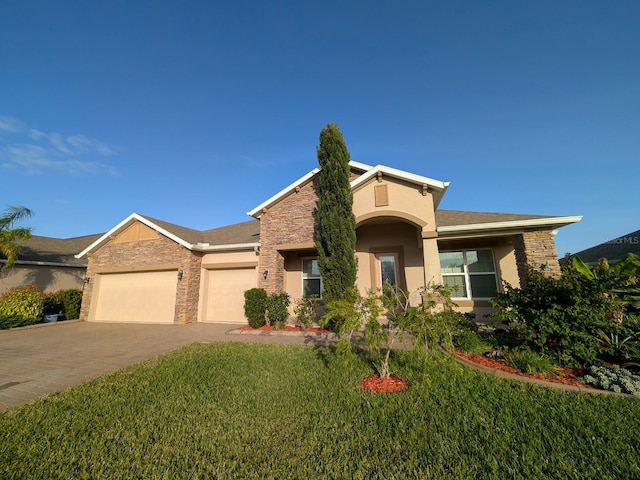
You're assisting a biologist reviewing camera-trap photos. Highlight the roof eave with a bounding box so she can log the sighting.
[247,168,320,218]
[192,242,261,252]
[0,259,88,268]
[437,215,582,237]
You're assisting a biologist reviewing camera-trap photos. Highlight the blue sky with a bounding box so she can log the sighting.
[1,1,638,257]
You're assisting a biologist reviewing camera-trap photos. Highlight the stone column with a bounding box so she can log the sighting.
[513,229,561,285]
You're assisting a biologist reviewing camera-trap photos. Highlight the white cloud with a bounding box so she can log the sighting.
[28,129,47,140]
[67,134,116,156]
[3,145,118,176]
[0,115,119,176]
[0,116,24,134]
[49,132,71,154]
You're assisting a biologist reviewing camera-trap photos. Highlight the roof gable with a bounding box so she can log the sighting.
[75,214,261,258]
[247,161,450,218]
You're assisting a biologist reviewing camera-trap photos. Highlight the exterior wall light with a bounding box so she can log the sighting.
[177,270,184,280]
[263,269,269,279]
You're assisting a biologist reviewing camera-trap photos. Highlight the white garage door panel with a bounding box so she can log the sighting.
[204,268,256,323]
[93,271,177,323]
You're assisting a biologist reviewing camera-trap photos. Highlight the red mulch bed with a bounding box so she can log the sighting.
[453,348,589,388]
[359,374,409,393]
[239,325,330,333]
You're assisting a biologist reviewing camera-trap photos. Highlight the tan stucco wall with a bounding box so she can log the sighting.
[353,176,437,230]
[0,265,86,294]
[201,250,259,266]
[355,221,425,305]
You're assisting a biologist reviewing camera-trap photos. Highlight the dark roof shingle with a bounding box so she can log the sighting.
[435,209,556,227]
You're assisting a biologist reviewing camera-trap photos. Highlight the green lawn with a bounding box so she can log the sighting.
[1,343,639,479]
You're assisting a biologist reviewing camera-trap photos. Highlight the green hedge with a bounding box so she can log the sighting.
[0,286,83,329]
[0,285,44,324]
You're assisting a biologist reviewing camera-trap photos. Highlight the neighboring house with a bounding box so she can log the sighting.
[566,229,640,265]
[0,234,102,294]
[76,161,581,324]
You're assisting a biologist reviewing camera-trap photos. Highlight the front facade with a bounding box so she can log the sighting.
[76,161,581,324]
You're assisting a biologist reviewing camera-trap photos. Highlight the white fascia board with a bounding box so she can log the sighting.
[350,164,449,191]
[348,160,374,171]
[75,213,193,258]
[193,242,261,252]
[247,168,320,218]
[437,216,583,235]
[247,160,375,218]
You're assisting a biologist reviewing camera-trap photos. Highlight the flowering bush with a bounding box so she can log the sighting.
[0,285,44,320]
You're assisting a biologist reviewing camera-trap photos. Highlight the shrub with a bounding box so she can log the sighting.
[491,264,623,366]
[0,316,40,330]
[244,288,268,328]
[454,330,491,355]
[43,291,64,315]
[267,292,291,329]
[410,283,467,352]
[505,350,558,374]
[580,365,640,396]
[293,296,318,330]
[0,285,44,322]
[59,289,82,319]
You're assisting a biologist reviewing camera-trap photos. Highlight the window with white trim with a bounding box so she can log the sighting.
[378,253,398,287]
[302,258,322,298]
[439,249,498,299]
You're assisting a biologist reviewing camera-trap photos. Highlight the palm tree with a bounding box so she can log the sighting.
[0,205,33,268]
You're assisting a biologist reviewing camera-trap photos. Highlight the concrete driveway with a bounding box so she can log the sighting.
[0,320,331,412]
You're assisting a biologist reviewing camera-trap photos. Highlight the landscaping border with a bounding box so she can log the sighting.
[449,350,630,396]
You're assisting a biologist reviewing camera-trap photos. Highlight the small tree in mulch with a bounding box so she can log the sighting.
[321,283,467,393]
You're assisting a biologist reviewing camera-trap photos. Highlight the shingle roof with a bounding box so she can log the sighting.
[201,220,260,245]
[139,215,260,246]
[139,215,206,245]
[10,234,103,266]
[568,229,640,264]
[435,209,556,227]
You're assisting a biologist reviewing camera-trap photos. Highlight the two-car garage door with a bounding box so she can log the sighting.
[90,267,256,324]
[91,271,177,323]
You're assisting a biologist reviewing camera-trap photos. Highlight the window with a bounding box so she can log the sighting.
[439,249,498,299]
[302,258,322,298]
[378,254,398,286]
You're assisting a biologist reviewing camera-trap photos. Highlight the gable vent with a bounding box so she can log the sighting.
[374,184,389,207]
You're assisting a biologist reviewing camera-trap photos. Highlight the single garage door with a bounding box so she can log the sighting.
[92,270,177,323]
[202,267,256,323]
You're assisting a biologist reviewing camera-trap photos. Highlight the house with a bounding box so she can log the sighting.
[565,229,640,265]
[76,161,581,324]
[0,234,102,294]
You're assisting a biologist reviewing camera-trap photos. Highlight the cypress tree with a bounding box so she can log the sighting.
[315,123,357,304]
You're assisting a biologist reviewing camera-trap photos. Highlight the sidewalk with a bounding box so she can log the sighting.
[0,321,334,412]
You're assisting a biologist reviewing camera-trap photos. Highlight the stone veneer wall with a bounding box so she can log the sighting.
[513,229,561,284]
[258,178,319,293]
[79,233,202,324]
